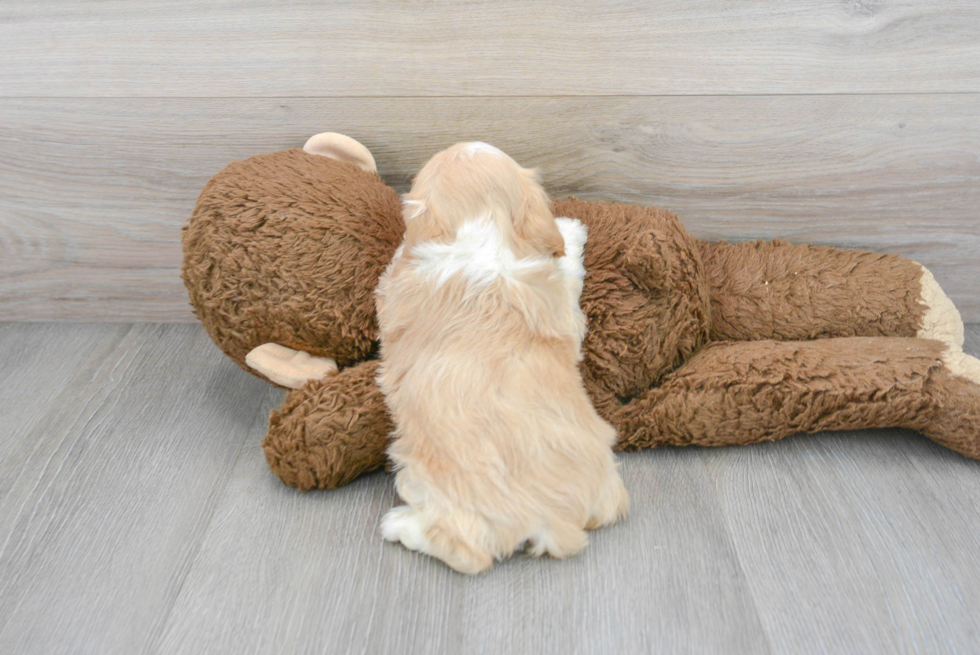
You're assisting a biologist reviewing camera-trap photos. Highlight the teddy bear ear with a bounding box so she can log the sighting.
[303,132,377,173]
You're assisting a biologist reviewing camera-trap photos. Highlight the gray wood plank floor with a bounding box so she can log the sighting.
[4,1,978,96]
[1,323,978,654]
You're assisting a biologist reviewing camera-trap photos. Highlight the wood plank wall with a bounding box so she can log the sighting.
[1,1,978,321]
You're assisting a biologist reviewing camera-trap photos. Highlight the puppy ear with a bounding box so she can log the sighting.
[402,195,453,247]
[514,169,565,257]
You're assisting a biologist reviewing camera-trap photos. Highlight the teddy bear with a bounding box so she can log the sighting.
[182,133,980,491]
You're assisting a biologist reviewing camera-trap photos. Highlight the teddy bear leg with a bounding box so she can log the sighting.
[262,359,394,490]
[698,239,961,347]
[609,336,980,460]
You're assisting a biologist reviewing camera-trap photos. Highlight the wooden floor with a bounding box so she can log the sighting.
[0,323,977,654]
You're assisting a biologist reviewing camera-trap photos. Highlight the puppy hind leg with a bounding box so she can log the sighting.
[525,522,589,560]
[380,505,430,552]
[586,469,629,530]
[423,518,495,575]
[382,505,492,573]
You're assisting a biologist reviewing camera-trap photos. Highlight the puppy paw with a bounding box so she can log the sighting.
[526,525,588,560]
[380,506,429,552]
[383,507,493,574]
[245,343,338,389]
[424,522,494,574]
[586,473,629,530]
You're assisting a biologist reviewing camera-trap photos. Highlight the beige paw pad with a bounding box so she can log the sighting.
[942,348,980,386]
[245,343,338,389]
[917,265,964,349]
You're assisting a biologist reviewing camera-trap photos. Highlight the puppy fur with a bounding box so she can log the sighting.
[375,142,628,574]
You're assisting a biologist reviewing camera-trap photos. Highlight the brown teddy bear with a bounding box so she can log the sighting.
[182,133,980,491]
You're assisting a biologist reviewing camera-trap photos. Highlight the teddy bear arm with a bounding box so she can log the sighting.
[259,338,980,490]
[245,343,338,389]
[608,336,980,460]
[262,358,393,490]
[698,239,962,348]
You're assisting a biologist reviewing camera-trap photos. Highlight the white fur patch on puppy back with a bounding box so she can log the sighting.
[408,217,589,289]
[555,217,587,282]
[410,216,553,287]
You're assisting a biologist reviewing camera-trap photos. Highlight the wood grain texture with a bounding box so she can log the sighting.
[0,324,978,653]
[0,324,280,655]
[0,323,130,502]
[702,432,980,653]
[2,95,978,321]
[2,1,979,97]
[156,445,771,655]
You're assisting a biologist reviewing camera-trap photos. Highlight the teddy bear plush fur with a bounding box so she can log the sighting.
[182,133,980,491]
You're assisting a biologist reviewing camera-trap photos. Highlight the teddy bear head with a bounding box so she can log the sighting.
[182,134,405,378]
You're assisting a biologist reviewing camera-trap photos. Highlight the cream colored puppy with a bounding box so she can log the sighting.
[375,142,628,574]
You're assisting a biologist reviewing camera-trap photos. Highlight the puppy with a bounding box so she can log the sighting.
[376,142,628,574]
